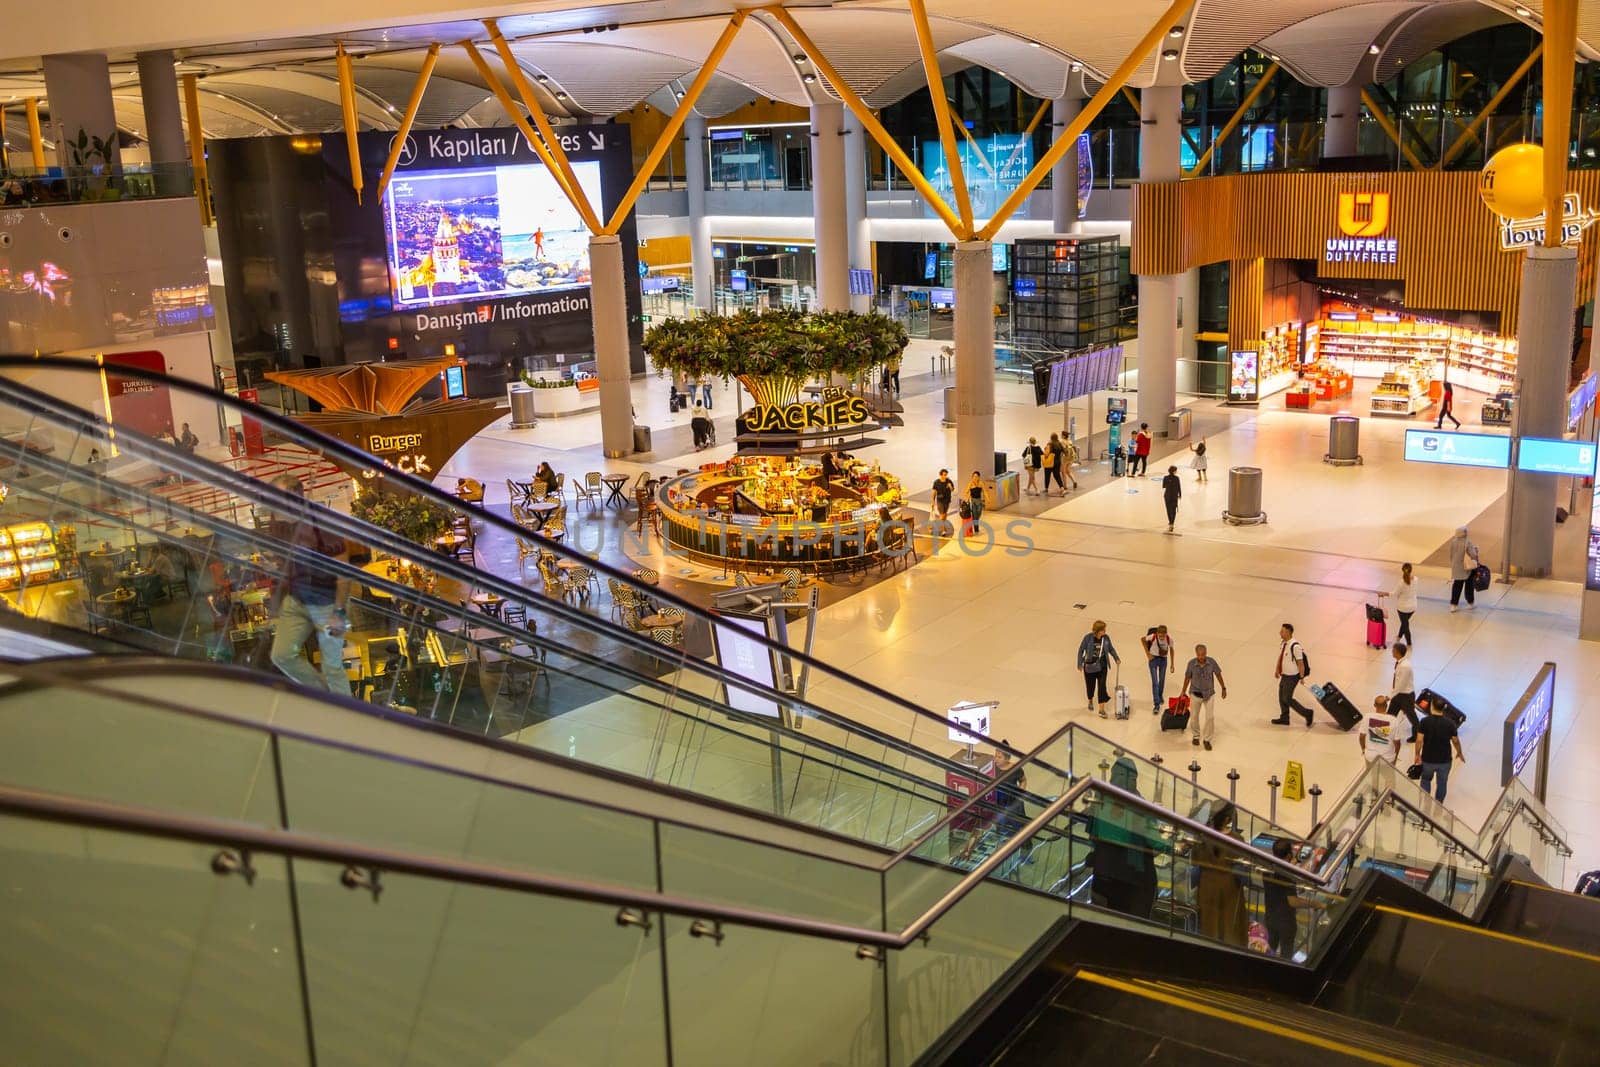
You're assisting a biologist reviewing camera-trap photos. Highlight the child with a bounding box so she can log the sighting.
[1360,695,1404,765]
[1190,438,1209,483]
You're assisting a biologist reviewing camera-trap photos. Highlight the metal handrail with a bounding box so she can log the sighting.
[0,356,1025,760]
[0,772,1337,952]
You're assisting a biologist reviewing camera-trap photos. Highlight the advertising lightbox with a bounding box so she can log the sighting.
[1517,437,1597,477]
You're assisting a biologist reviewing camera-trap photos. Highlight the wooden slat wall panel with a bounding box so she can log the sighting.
[1131,171,1600,336]
[1228,257,1264,350]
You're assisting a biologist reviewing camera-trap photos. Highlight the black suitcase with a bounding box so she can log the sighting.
[1417,687,1466,726]
[1112,450,1126,476]
[1576,870,1600,898]
[1312,681,1362,731]
[1160,696,1190,732]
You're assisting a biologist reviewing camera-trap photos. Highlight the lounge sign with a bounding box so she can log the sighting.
[1499,193,1600,251]
[748,395,873,433]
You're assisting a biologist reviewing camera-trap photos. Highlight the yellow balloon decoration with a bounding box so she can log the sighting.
[1480,143,1545,219]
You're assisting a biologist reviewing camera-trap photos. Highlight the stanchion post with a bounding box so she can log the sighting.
[1188,760,1201,784]
[1309,784,1323,827]
[1267,775,1281,823]
[1227,768,1240,804]
[1150,753,1164,805]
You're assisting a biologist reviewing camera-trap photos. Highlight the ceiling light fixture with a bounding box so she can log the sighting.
[1069,61,1083,72]
[1267,53,1280,61]
[1161,49,1179,60]
[1369,43,1381,55]
[792,53,806,63]
[555,91,568,99]
[1515,5,1531,15]
[1029,41,1041,48]
[803,72,817,83]
[1168,26,1184,38]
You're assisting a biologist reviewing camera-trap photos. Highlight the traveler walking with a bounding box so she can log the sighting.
[1448,527,1480,612]
[1061,435,1080,490]
[1023,437,1043,495]
[1435,381,1460,430]
[1413,697,1466,802]
[700,377,714,408]
[1179,644,1227,750]
[962,471,985,535]
[1389,642,1418,735]
[931,469,954,524]
[266,474,352,695]
[1141,624,1175,714]
[1076,620,1121,718]
[1194,803,1248,947]
[1161,465,1181,533]
[1360,695,1405,765]
[1088,757,1159,920]
[690,405,713,450]
[1271,623,1316,727]
[1042,433,1064,495]
[1262,837,1326,958]
[1384,562,1418,646]
[1190,438,1209,483]
[1131,423,1152,477]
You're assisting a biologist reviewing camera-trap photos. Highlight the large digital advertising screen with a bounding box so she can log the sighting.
[383,161,601,310]
[1403,429,1512,469]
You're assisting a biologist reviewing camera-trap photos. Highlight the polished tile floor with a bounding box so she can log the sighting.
[441,343,1600,885]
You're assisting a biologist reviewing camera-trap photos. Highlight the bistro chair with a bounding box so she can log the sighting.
[780,567,806,596]
[574,471,603,510]
[531,479,550,501]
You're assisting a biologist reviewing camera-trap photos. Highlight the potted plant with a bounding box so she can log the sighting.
[350,485,454,548]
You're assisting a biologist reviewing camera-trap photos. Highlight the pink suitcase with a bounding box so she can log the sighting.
[1364,603,1387,649]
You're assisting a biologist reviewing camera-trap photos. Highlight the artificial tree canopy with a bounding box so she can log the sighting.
[644,309,909,383]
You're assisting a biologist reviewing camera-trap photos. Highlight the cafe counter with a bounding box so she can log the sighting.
[657,456,908,571]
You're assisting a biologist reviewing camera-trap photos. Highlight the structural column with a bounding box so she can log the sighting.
[843,109,871,312]
[589,234,637,457]
[1136,85,1181,432]
[810,99,850,311]
[684,111,715,312]
[41,52,121,170]
[1324,83,1362,159]
[954,240,996,495]
[1508,246,1578,577]
[136,51,187,195]
[1051,96,1083,233]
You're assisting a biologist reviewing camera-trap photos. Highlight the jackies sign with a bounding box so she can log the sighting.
[746,395,873,433]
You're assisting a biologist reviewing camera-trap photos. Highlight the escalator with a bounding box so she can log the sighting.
[0,357,1299,861]
[1479,873,1600,956]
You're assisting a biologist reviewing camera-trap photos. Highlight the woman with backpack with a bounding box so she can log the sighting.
[1022,437,1043,495]
[1075,620,1121,717]
[1042,433,1063,495]
[1061,436,1080,491]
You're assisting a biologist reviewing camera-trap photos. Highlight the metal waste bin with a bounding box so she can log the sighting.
[508,383,537,429]
[1324,415,1363,466]
[633,424,653,454]
[941,386,957,427]
[1223,466,1267,525]
[1167,407,1193,440]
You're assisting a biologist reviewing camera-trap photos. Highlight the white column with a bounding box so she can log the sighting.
[589,234,637,457]
[1137,85,1181,432]
[811,99,849,311]
[1508,246,1578,577]
[136,51,186,195]
[1051,96,1083,233]
[954,240,996,495]
[42,52,121,170]
[684,112,714,312]
[844,109,871,312]
[1324,83,1362,159]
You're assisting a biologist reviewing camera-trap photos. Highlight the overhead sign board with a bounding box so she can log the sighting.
[1502,663,1555,801]
[1403,429,1511,470]
[1517,437,1598,477]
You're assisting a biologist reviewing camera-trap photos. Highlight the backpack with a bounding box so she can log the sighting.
[1292,641,1310,676]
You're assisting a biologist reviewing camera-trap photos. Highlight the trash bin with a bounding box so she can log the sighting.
[1167,407,1193,440]
[508,383,537,429]
[941,386,957,427]
[994,471,1019,507]
[994,450,1008,476]
[1223,466,1267,526]
[1324,415,1363,466]
[632,424,653,454]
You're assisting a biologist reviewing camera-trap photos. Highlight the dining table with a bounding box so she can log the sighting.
[522,500,561,529]
[601,474,631,507]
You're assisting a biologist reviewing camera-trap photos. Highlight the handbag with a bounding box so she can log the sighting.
[958,499,971,519]
[1406,763,1424,780]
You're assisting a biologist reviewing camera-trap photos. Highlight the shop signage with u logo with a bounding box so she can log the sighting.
[1499,193,1600,252]
[1325,192,1398,264]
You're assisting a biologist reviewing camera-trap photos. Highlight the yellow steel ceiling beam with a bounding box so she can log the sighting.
[1437,45,1541,169]
[376,44,440,200]
[335,43,364,204]
[911,0,973,233]
[1543,0,1577,245]
[1185,61,1278,178]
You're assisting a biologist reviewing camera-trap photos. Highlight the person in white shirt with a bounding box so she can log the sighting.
[1360,695,1405,764]
[1389,642,1417,737]
[1384,562,1418,647]
[1271,623,1314,727]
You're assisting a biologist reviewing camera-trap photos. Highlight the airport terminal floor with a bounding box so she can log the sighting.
[443,337,1600,879]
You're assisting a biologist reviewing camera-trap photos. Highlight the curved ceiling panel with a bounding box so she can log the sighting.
[945,35,1075,101]
[1377,1,1522,75]
[201,78,347,133]
[778,8,989,102]
[339,66,492,128]
[1257,2,1426,86]
[512,40,696,116]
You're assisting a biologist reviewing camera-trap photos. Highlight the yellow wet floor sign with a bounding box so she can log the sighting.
[1284,760,1305,801]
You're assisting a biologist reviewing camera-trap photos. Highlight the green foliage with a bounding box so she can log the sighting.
[350,487,454,547]
[519,373,578,389]
[644,309,909,381]
[68,128,118,168]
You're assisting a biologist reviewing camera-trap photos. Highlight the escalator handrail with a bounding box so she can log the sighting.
[0,770,1339,952]
[0,356,1023,759]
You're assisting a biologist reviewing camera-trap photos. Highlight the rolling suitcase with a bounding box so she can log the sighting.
[1365,603,1387,649]
[1113,666,1131,720]
[1310,681,1362,731]
[1111,450,1126,476]
[1160,695,1191,732]
[1417,686,1466,726]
